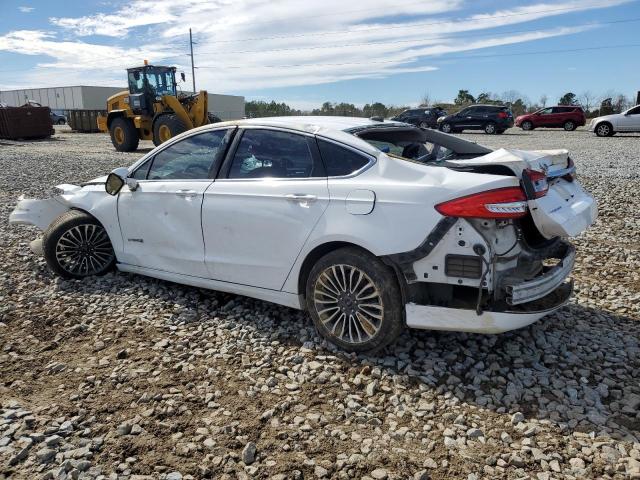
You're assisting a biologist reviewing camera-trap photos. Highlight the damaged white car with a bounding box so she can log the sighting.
[9,117,597,352]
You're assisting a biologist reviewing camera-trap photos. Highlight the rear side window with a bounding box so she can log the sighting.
[228,129,320,179]
[317,139,371,177]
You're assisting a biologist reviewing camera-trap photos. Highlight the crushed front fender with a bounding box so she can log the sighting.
[8,196,70,231]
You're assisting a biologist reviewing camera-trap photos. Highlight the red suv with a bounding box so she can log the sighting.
[516,106,586,131]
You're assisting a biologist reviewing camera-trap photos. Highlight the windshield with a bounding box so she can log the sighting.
[128,68,176,96]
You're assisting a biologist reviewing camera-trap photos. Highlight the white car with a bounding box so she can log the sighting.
[589,104,640,136]
[9,117,597,352]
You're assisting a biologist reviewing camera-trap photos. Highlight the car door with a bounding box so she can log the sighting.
[453,108,470,128]
[617,105,640,131]
[467,106,487,128]
[201,127,330,290]
[117,128,234,277]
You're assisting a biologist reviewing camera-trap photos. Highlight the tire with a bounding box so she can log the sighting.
[595,122,614,137]
[419,121,429,129]
[563,120,576,131]
[109,117,139,152]
[57,119,66,125]
[153,114,188,146]
[305,247,404,353]
[42,211,116,280]
[521,121,533,131]
[207,113,222,124]
[484,122,497,134]
[440,123,453,134]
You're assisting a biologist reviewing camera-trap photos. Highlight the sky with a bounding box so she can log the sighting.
[0,0,639,109]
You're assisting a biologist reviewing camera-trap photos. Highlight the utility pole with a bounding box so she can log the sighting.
[189,28,196,93]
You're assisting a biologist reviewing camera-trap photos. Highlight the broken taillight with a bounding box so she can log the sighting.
[522,169,549,199]
[435,187,528,219]
[563,157,576,182]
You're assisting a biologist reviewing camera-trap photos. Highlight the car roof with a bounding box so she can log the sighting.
[203,116,411,155]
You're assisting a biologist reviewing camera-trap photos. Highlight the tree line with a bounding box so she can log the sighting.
[245,90,638,119]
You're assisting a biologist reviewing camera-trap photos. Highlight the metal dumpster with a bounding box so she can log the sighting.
[67,109,107,133]
[0,105,54,140]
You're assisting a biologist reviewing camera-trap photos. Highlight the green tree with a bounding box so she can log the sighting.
[558,92,577,105]
[454,90,475,105]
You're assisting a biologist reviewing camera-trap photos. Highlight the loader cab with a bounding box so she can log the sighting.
[126,65,177,115]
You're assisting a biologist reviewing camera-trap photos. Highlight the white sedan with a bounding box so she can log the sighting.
[9,117,597,352]
[589,104,640,136]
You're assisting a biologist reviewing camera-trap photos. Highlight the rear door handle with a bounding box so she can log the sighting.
[285,193,317,203]
[176,189,198,198]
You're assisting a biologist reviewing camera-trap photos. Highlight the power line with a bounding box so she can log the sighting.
[195,43,640,69]
[193,17,640,57]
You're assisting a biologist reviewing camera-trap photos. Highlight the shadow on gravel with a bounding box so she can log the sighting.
[53,267,640,442]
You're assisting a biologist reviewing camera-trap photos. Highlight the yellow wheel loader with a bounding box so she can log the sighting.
[97,64,219,151]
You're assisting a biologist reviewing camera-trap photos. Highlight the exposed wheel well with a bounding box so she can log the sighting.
[297,241,407,306]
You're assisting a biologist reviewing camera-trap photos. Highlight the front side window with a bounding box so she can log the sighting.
[134,129,230,180]
[317,140,371,176]
[539,108,553,115]
[228,129,318,179]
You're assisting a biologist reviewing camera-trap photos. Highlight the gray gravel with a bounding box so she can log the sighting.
[1,126,639,479]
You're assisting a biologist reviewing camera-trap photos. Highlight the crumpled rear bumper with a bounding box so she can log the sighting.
[504,243,575,306]
[405,281,572,333]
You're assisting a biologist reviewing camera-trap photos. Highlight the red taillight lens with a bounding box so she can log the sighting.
[563,157,576,182]
[498,111,508,119]
[524,169,549,198]
[435,187,528,219]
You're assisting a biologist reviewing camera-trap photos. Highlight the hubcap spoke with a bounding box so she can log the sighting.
[55,223,114,276]
[313,263,384,345]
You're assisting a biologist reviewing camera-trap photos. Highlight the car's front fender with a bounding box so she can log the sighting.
[9,196,70,231]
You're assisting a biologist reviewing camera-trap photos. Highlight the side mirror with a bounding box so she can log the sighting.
[105,167,131,196]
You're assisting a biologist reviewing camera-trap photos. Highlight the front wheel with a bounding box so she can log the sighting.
[440,123,452,133]
[109,117,139,152]
[153,114,188,146]
[521,120,533,131]
[42,211,116,279]
[484,122,497,134]
[419,121,429,129]
[306,247,404,353]
[595,122,614,137]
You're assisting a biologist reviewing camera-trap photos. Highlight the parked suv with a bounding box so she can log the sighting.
[516,106,585,131]
[50,112,67,125]
[437,105,513,134]
[391,107,447,129]
[588,105,640,136]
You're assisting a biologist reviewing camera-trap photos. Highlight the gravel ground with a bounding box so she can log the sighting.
[1,126,639,480]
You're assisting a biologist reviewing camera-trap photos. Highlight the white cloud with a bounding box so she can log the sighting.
[0,0,632,92]
[18,6,34,13]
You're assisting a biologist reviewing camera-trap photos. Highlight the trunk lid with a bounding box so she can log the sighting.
[446,148,597,239]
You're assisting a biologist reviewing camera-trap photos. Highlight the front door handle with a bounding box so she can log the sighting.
[176,189,198,198]
[285,193,317,203]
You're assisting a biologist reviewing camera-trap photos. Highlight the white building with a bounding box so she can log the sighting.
[0,86,245,120]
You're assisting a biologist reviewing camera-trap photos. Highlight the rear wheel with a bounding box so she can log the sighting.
[563,120,576,131]
[153,114,188,146]
[419,121,429,129]
[306,247,404,353]
[484,122,497,134]
[109,117,139,152]
[595,122,614,137]
[521,120,533,131]
[57,119,66,125]
[440,122,453,134]
[43,211,115,280]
